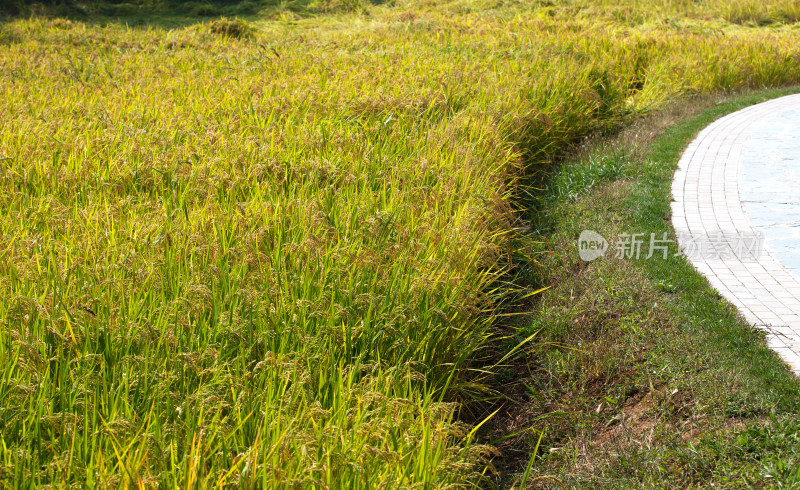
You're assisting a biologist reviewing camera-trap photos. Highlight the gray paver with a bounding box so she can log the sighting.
[672,94,800,374]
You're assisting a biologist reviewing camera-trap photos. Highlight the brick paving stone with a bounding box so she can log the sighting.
[672,94,800,374]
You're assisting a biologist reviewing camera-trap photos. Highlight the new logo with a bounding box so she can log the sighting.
[578,230,609,262]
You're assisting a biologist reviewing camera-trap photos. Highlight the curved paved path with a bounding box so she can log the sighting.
[672,93,800,374]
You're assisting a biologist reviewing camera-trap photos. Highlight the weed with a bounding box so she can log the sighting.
[208,16,251,37]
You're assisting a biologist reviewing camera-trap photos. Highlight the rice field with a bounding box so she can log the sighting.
[1,0,799,486]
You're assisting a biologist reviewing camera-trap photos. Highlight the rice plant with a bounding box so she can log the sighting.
[0,0,799,486]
